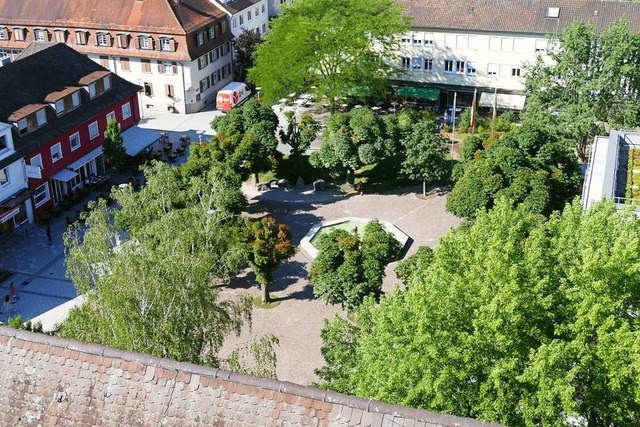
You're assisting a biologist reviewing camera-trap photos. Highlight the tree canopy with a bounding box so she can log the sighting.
[103,118,126,169]
[248,0,409,106]
[317,199,640,426]
[234,28,262,83]
[446,122,582,219]
[525,20,640,159]
[310,220,401,311]
[400,120,450,195]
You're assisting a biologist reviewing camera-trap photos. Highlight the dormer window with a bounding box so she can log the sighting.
[138,35,152,50]
[13,27,26,42]
[208,26,216,40]
[546,7,560,18]
[55,99,64,115]
[80,71,112,99]
[34,28,46,42]
[196,32,204,46]
[0,27,8,40]
[159,37,173,51]
[45,88,82,116]
[0,134,7,152]
[54,28,68,43]
[10,106,48,136]
[75,30,88,45]
[96,32,111,47]
[117,33,130,48]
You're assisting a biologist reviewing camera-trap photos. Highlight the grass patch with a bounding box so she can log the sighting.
[252,296,281,309]
[354,154,415,192]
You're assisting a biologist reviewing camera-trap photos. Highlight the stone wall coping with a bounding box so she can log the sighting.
[0,326,503,427]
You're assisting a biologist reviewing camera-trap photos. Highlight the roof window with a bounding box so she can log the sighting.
[546,7,560,18]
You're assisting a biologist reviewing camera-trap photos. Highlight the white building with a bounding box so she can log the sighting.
[394,0,640,110]
[0,123,34,233]
[0,0,236,114]
[213,0,270,39]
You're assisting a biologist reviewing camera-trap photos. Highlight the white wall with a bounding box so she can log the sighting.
[396,29,552,93]
[230,0,270,38]
[186,42,234,113]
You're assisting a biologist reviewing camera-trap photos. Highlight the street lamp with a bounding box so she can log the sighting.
[197,130,205,143]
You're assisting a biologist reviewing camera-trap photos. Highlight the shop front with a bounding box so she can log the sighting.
[0,189,34,234]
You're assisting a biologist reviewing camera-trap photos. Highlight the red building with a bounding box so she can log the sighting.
[0,43,142,219]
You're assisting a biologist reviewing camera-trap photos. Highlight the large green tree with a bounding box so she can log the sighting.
[234,28,262,82]
[61,162,259,369]
[310,220,400,311]
[400,120,450,196]
[248,0,409,106]
[103,118,126,169]
[525,20,640,160]
[318,199,640,426]
[446,121,582,219]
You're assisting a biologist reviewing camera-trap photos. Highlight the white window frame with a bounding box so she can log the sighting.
[0,27,6,41]
[89,83,97,98]
[163,60,173,74]
[70,132,81,150]
[487,63,499,76]
[232,18,237,29]
[0,167,9,188]
[55,99,65,116]
[51,142,63,162]
[444,59,454,73]
[88,122,99,140]
[512,66,522,77]
[208,26,215,39]
[72,91,80,107]
[103,75,111,91]
[34,29,45,42]
[535,39,547,53]
[159,37,170,51]
[97,32,108,46]
[17,118,27,135]
[36,109,47,127]
[197,32,204,46]
[466,63,476,75]
[106,111,116,123]
[30,153,43,170]
[423,58,433,72]
[139,36,151,49]
[411,57,422,70]
[401,57,410,70]
[33,183,51,208]
[423,34,434,45]
[122,102,131,119]
[455,60,465,74]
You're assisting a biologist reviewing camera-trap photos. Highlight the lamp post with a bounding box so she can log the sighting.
[197,130,205,144]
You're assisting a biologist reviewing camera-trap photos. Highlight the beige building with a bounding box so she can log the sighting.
[0,0,236,114]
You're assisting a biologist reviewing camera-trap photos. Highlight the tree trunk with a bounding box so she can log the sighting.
[346,169,355,186]
[423,179,427,196]
[261,283,270,304]
[253,172,259,187]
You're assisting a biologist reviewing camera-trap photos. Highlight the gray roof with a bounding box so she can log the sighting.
[401,0,640,34]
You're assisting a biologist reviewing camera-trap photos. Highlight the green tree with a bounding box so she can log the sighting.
[234,28,262,82]
[525,20,640,160]
[61,163,255,368]
[244,216,296,303]
[310,109,389,184]
[400,120,450,196]
[318,199,640,425]
[103,118,126,169]
[310,220,400,311]
[210,99,280,182]
[394,246,433,286]
[248,0,409,107]
[279,111,321,159]
[446,121,582,219]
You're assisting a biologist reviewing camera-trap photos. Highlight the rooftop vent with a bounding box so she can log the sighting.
[546,6,560,18]
[593,10,598,16]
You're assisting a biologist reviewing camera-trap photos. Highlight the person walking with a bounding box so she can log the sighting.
[9,282,18,301]
[46,225,52,245]
[2,294,15,314]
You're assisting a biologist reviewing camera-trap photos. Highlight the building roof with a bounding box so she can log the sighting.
[0,0,226,34]
[400,0,640,34]
[0,326,503,427]
[216,0,263,15]
[0,43,141,170]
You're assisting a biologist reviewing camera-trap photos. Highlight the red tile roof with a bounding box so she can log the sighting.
[0,326,503,427]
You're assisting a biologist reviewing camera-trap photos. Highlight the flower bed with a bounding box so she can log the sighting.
[625,148,640,204]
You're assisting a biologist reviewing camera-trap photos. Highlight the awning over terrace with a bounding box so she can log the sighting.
[479,93,526,110]
[122,125,161,157]
[396,86,440,101]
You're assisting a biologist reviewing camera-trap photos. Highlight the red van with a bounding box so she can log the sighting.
[216,82,251,111]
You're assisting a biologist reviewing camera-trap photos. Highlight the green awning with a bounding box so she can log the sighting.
[396,86,440,101]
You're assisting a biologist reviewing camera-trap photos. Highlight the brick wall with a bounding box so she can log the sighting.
[0,326,502,427]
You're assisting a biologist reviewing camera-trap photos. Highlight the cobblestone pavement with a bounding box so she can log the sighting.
[220,184,461,385]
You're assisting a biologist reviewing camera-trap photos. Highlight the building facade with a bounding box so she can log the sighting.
[214,0,270,40]
[394,0,640,110]
[0,43,141,230]
[0,0,235,114]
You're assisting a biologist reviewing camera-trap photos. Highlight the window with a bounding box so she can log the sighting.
[122,102,131,119]
[54,29,66,43]
[72,91,80,107]
[0,27,7,40]
[160,37,172,51]
[401,57,410,69]
[117,33,129,48]
[401,34,411,44]
[239,15,244,25]
[411,57,422,70]
[30,154,43,170]
[423,58,433,71]
[255,7,259,16]
[196,32,204,46]
[466,63,476,75]
[262,24,267,34]
[546,7,560,18]
[55,99,64,116]
[456,35,468,49]
[198,55,208,70]
[0,134,7,151]
[97,32,109,46]
[487,63,498,75]
[248,10,252,20]
[141,59,151,73]
[36,109,47,127]
[513,38,525,53]
[165,84,175,98]
[103,75,111,91]
[444,34,455,48]
[0,167,8,187]
[14,28,26,42]
[444,60,453,73]
[511,66,522,77]
[34,29,46,42]
[200,78,208,93]
[162,61,176,74]
[262,4,265,13]
[106,111,116,123]
[501,37,513,52]
[75,30,88,45]
[88,122,99,140]
[70,132,81,150]
[535,39,547,53]
[139,36,151,49]
[208,26,216,39]
[100,55,109,68]
[50,142,63,162]
[210,70,218,86]
[232,18,237,29]
[144,82,153,96]
[89,83,97,98]
[120,57,130,71]
[423,34,434,45]
[33,183,50,208]
[455,60,465,74]
[489,37,500,51]
[17,119,27,135]
[412,36,423,45]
